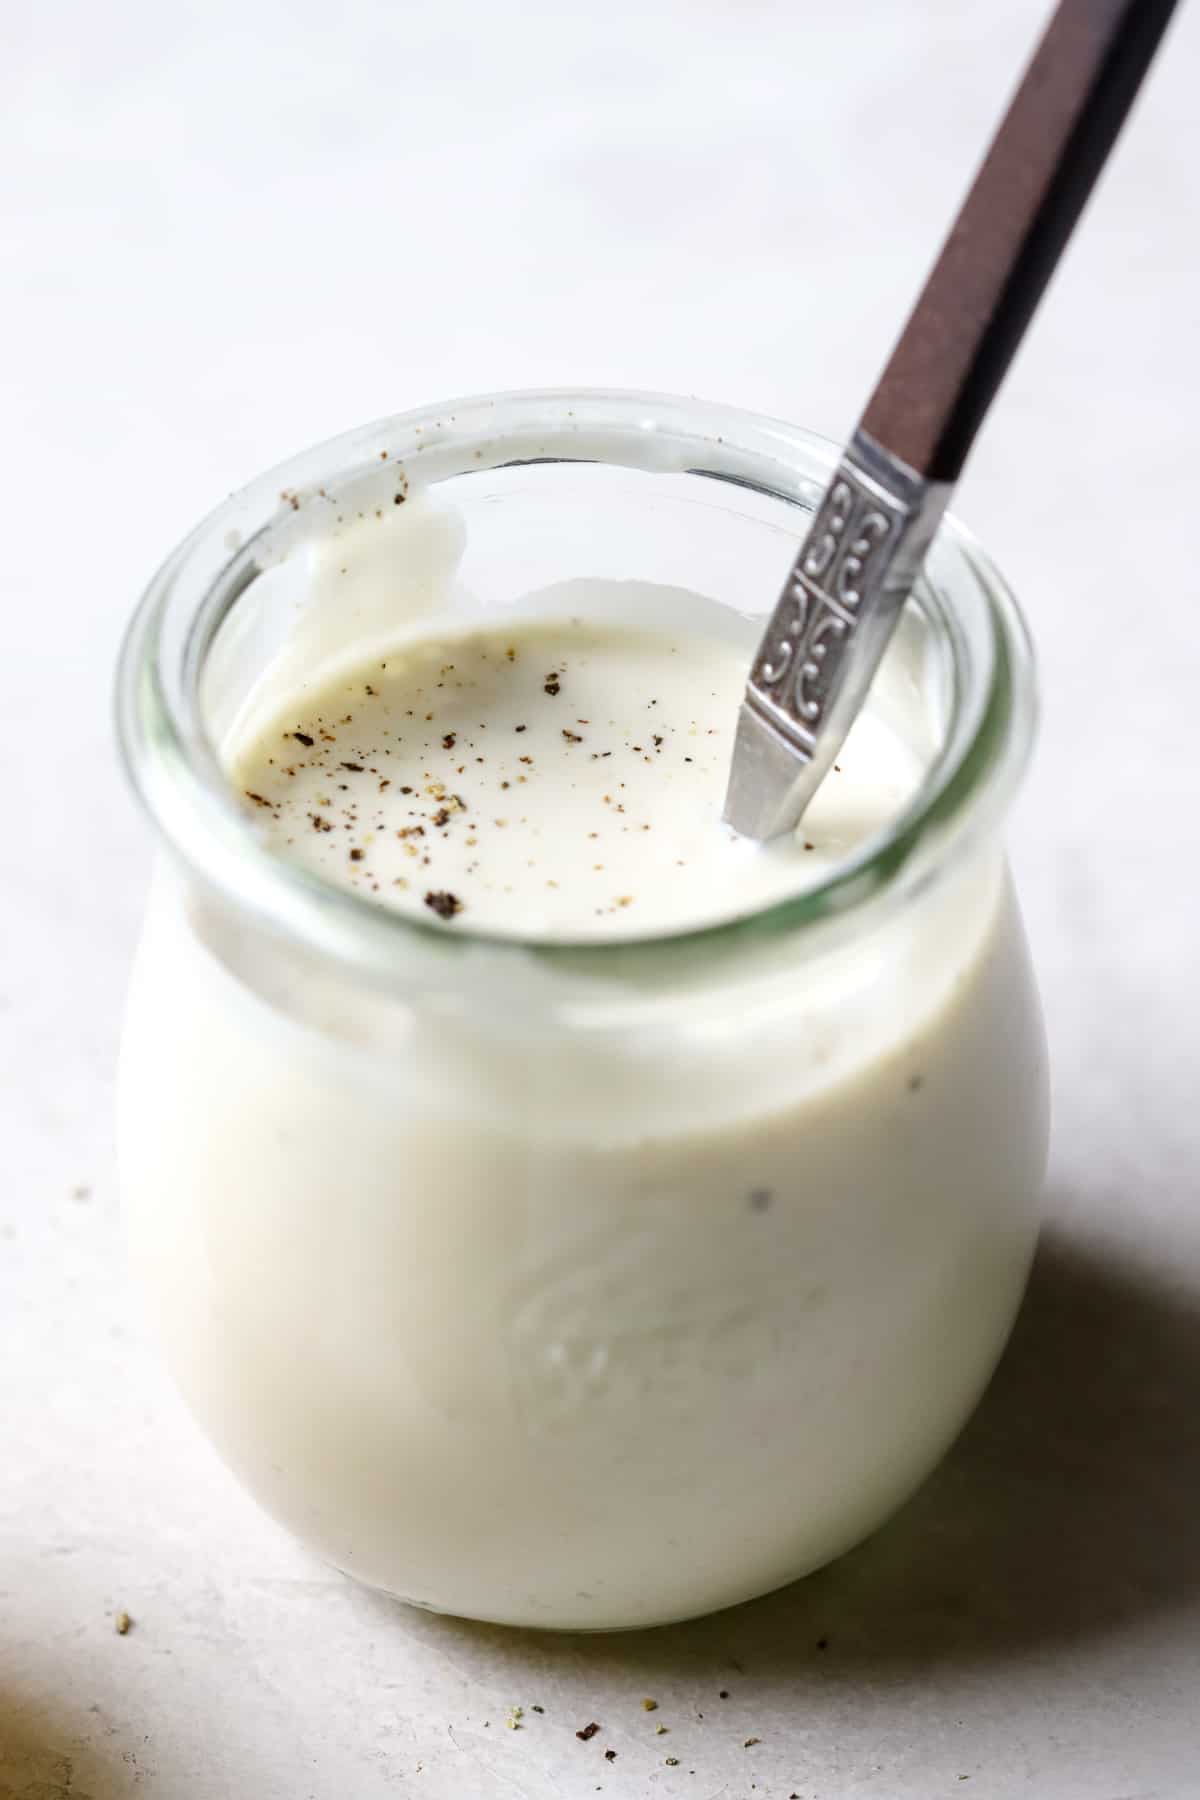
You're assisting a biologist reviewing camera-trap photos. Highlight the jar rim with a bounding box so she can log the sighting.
[115,386,1037,977]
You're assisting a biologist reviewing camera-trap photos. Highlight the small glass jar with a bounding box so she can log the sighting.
[116,389,1048,1631]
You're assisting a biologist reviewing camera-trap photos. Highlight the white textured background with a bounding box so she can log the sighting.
[4,2,1200,1795]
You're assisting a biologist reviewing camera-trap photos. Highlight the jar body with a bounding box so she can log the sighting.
[118,841,1047,1630]
[115,388,1049,1630]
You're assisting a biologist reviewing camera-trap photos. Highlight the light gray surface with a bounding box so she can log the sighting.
[3,3,1199,1795]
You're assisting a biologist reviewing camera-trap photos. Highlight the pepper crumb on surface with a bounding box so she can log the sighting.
[576,1722,600,1742]
[424,890,462,920]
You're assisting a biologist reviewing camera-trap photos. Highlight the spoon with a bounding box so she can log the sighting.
[723,0,1180,840]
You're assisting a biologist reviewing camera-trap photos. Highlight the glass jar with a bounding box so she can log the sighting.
[116,388,1048,1631]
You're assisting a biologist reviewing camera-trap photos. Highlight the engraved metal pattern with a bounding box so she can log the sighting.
[749,460,905,748]
[724,430,952,839]
[758,582,810,685]
[796,608,850,726]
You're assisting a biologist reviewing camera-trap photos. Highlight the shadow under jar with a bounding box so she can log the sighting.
[115,388,1048,1631]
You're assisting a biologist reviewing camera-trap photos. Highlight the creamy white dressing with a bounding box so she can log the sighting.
[118,483,1047,1630]
[228,608,924,940]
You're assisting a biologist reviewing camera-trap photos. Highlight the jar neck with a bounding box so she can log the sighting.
[116,388,1037,992]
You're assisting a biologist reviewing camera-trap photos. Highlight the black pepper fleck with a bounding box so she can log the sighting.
[424,890,463,920]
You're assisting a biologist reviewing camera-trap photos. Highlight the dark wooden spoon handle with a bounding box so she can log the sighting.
[726,0,1180,839]
[859,0,1180,483]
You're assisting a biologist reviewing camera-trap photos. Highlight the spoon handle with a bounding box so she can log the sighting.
[862,0,1180,483]
[725,0,1180,841]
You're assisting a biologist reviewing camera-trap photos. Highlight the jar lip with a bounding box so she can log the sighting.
[115,385,1037,974]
